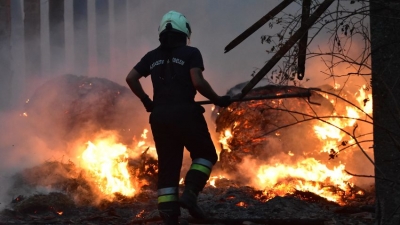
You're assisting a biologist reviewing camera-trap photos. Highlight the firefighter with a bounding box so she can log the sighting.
[126,10,231,225]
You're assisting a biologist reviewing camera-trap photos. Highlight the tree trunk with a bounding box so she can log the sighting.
[0,0,11,110]
[10,0,24,105]
[73,0,88,75]
[113,0,127,75]
[370,1,400,224]
[95,0,109,77]
[24,0,41,82]
[49,0,65,75]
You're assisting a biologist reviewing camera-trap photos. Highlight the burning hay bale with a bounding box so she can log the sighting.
[215,85,333,174]
[24,74,148,147]
[212,83,374,207]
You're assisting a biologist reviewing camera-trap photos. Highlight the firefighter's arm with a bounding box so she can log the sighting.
[126,68,147,99]
[126,68,153,112]
[190,68,231,107]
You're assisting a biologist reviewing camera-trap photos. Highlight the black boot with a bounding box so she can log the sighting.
[158,201,181,225]
[181,158,214,220]
[162,217,179,225]
[179,189,206,219]
[159,216,188,225]
[159,211,179,225]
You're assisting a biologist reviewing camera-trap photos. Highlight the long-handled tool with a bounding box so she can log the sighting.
[238,0,334,100]
[196,88,321,105]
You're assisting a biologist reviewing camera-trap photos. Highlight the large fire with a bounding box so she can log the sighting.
[73,85,372,205]
[78,129,157,199]
[80,137,135,197]
[216,85,373,205]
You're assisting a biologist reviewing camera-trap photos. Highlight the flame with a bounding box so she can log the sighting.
[284,89,371,202]
[57,211,63,215]
[313,90,369,155]
[219,129,233,152]
[346,106,359,126]
[136,129,158,158]
[215,86,373,205]
[77,129,158,199]
[80,135,136,198]
[355,85,373,115]
[208,175,226,187]
[314,114,343,140]
[256,158,352,202]
[137,129,149,148]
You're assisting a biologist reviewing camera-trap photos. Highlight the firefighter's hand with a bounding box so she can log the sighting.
[140,95,154,112]
[214,95,232,107]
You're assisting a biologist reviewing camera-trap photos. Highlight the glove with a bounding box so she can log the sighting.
[214,95,232,107]
[140,95,154,112]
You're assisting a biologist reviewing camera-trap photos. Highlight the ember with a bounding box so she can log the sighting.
[235,201,248,207]
[135,209,145,218]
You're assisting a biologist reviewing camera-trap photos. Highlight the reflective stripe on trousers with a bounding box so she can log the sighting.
[157,187,179,203]
[189,158,213,176]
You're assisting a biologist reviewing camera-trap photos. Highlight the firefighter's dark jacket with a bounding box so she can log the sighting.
[134,45,206,123]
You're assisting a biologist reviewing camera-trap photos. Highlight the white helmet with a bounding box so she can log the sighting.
[158,10,192,38]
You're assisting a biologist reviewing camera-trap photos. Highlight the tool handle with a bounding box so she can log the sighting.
[196,91,312,105]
